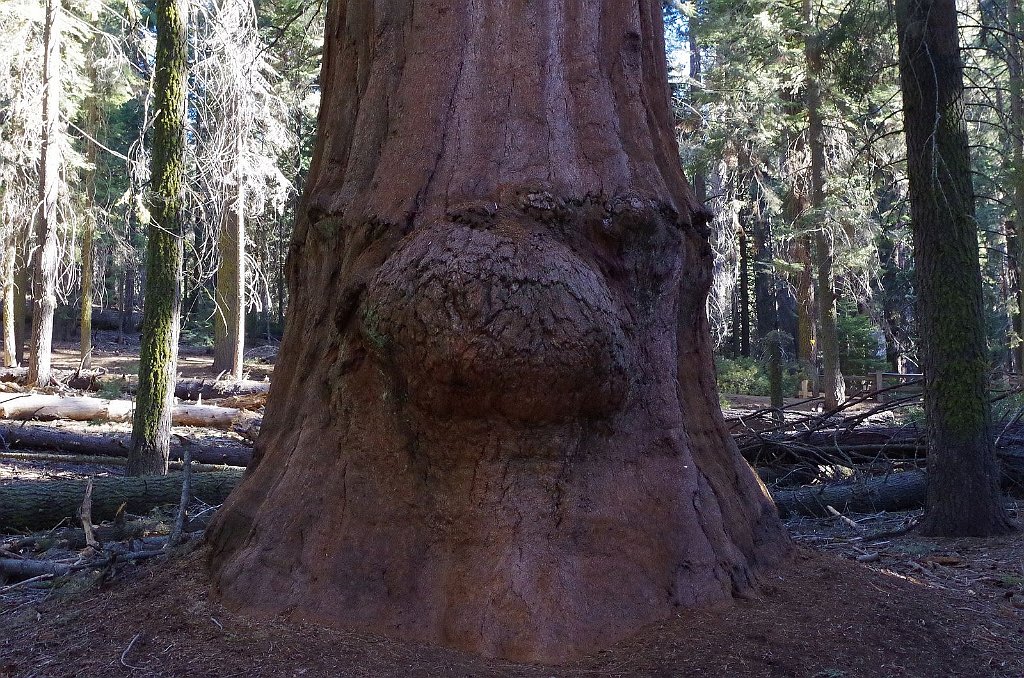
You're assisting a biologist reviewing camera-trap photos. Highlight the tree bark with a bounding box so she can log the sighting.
[0,470,242,532]
[1008,0,1024,373]
[738,224,751,357]
[206,0,789,663]
[213,142,246,379]
[896,0,1014,536]
[28,0,63,388]
[2,237,17,368]
[81,43,100,371]
[13,254,27,367]
[803,4,846,410]
[127,0,188,476]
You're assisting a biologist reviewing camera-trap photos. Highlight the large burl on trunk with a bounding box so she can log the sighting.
[207,0,789,663]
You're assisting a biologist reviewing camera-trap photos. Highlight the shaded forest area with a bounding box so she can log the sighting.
[1,0,1024,676]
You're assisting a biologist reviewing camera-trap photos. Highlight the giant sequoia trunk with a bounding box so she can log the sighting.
[897,0,1014,536]
[207,0,789,663]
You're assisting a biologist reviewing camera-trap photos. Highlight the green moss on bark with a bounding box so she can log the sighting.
[127,0,188,476]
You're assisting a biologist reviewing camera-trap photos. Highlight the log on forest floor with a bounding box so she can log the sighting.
[0,424,253,466]
[0,470,243,531]
[0,393,261,436]
[770,448,1024,518]
[771,470,928,518]
[0,367,270,403]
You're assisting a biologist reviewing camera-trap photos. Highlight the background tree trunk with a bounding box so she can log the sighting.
[896,0,1014,536]
[1008,0,1024,373]
[207,0,788,663]
[2,237,17,367]
[804,0,846,409]
[81,45,100,371]
[14,252,28,367]
[28,0,63,387]
[213,148,245,379]
[127,0,188,476]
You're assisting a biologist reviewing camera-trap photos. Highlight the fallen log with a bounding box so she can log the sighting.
[0,450,242,473]
[772,470,928,518]
[67,373,270,402]
[0,424,252,466]
[0,368,270,404]
[0,469,243,531]
[0,393,261,434]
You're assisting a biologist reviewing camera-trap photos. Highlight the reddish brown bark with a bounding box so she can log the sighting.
[207,0,789,663]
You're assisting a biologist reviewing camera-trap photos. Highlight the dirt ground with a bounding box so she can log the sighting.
[0,508,1022,677]
[47,334,275,382]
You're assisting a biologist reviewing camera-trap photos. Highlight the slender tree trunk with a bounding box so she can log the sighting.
[13,252,27,366]
[127,0,188,476]
[119,255,136,339]
[804,1,846,409]
[208,0,788,662]
[896,0,1014,536]
[28,0,63,387]
[213,143,245,379]
[738,225,750,357]
[81,49,100,371]
[2,237,17,368]
[1009,0,1024,373]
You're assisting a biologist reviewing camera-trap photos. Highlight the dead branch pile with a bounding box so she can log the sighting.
[728,385,1024,517]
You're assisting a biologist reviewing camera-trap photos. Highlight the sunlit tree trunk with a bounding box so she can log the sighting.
[1,235,16,368]
[80,45,100,371]
[28,0,63,387]
[213,140,245,379]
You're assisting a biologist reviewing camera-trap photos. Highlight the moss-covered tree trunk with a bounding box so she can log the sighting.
[207,0,789,662]
[803,3,846,410]
[896,0,1015,536]
[28,0,63,388]
[127,0,188,477]
[213,142,245,379]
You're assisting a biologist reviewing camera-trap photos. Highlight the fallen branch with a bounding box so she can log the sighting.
[79,478,99,549]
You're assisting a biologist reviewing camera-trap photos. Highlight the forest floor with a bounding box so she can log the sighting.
[0,352,1021,677]
[1,510,1022,678]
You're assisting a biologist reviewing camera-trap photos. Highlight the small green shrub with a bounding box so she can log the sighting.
[715,355,800,397]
